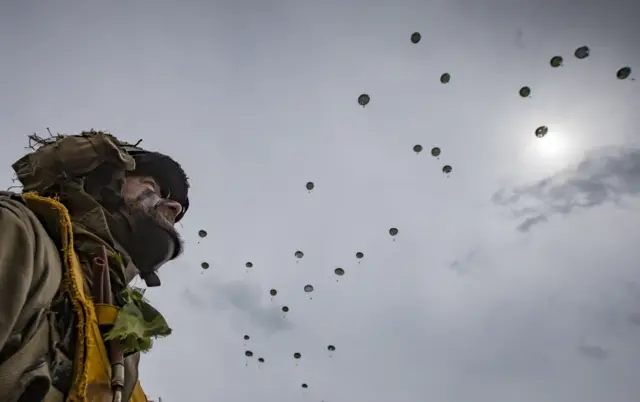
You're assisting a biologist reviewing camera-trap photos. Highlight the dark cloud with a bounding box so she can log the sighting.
[515,214,548,232]
[627,312,640,326]
[578,344,609,361]
[181,279,294,335]
[449,249,480,274]
[182,288,206,309]
[493,147,640,231]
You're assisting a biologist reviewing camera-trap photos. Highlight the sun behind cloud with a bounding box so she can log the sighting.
[534,128,568,158]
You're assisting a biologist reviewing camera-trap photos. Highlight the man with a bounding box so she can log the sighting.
[0,130,190,402]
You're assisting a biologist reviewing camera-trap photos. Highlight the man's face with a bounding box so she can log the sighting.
[121,175,183,225]
[120,175,185,278]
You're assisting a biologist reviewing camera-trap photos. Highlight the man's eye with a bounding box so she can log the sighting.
[141,179,159,193]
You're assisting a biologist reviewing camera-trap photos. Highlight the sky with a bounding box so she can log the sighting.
[1,0,640,401]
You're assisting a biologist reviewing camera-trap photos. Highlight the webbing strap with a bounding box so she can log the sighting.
[94,304,119,327]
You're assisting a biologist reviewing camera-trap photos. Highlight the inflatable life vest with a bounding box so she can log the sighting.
[23,193,148,402]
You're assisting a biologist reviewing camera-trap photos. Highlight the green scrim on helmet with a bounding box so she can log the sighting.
[104,287,172,354]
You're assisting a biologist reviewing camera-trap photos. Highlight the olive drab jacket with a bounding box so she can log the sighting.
[0,192,148,402]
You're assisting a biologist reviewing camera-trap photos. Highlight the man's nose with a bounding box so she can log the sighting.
[158,200,183,224]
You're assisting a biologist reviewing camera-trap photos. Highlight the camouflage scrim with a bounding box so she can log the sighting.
[11,129,190,223]
[11,131,136,194]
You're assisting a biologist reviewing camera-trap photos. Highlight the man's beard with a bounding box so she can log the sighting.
[119,189,184,286]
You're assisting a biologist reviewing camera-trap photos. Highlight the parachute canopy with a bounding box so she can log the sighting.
[270,289,278,296]
[334,268,345,276]
[574,46,590,59]
[198,230,207,238]
[442,165,452,174]
[519,86,531,97]
[301,383,308,389]
[389,227,398,236]
[295,250,304,259]
[431,147,441,157]
[440,73,451,84]
[410,32,421,44]
[356,252,364,259]
[245,350,253,357]
[327,345,336,351]
[293,352,301,359]
[282,306,289,312]
[244,335,250,341]
[200,262,209,269]
[535,126,549,138]
[617,66,632,80]
[245,262,253,268]
[304,284,314,293]
[550,56,563,67]
[258,358,265,363]
[358,94,370,107]
[413,144,423,153]
[306,181,314,191]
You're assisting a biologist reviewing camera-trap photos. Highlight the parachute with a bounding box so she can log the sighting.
[550,56,563,67]
[200,262,209,269]
[245,262,253,268]
[358,94,370,107]
[617,67,632,80]
[245,350,253,357]
[223,37,635,396]
[244,335,250,341]
[198,230,207,238]
[574,46,590,59]
[535,126,549,138]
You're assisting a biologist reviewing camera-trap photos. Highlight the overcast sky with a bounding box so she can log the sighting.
[2,1,640,401]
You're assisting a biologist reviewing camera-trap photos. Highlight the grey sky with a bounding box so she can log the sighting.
[1,1,640,401]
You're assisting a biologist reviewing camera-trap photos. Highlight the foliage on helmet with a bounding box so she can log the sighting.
[11,129,190,221]
[12,129,135,194]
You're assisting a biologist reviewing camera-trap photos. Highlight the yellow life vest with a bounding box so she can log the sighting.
[23,193,148,402]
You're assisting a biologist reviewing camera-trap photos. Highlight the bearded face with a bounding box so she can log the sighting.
[119,175,185,285]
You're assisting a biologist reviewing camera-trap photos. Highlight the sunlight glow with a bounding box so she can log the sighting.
[534,129,569,158]
[518,124,583,178]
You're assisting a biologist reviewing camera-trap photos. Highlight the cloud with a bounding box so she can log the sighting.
[181,279,294,335]
[578,344,609,361]
[493,147,640,232]
[449,248,480,275]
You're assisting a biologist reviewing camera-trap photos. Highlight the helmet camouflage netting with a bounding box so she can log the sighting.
[11,129,190,222]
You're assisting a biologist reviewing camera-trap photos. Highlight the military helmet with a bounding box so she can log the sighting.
[12,130,190,223]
